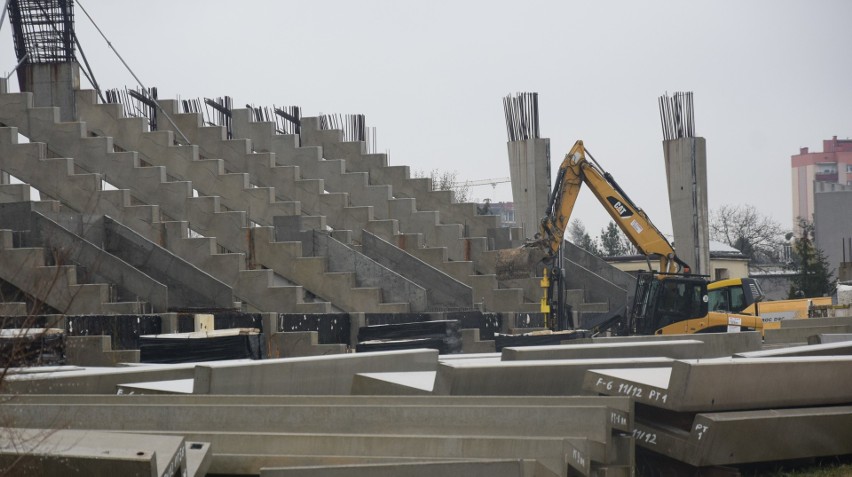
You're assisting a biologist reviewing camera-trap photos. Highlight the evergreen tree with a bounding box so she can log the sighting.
[567,219,601,256]
[787,218,834,298]
[598,221,637,257]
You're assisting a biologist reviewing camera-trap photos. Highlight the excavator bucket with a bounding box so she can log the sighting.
[494,246,548,281]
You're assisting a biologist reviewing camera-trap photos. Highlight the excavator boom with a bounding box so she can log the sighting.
[537,140,688,274]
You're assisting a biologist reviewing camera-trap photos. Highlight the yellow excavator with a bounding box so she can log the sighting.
[509,140,764,336]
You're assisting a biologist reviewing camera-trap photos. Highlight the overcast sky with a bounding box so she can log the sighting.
[2,0,850,238]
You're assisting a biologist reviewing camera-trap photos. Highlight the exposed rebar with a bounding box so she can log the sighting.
[503,92,540,142]
[659,91,695,140]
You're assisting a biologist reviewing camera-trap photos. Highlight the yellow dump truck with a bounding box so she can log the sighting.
[707,278,832,329]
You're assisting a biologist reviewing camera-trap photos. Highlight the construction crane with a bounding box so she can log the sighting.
[452,177,511,188]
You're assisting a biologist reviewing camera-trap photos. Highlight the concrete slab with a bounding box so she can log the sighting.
[193,348,439,395]
[808,333,852,344]
[0,429,187,477]
[351,371,436,395]
[634,405,852,466]
[584,356,852,412]
[501,340,704,361]
[433,357,673,395]
[764,324,852,344]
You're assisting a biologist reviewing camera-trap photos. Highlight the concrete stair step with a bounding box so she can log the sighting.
[578,302,609,313]
[0,183,31,203]
[0,302,27,315]
[101,301,150,314]
[565,289,586,307]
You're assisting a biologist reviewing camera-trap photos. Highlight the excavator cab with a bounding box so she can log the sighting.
[629,271,709,335]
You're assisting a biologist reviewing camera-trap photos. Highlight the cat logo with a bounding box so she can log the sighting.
[607,196,633,217]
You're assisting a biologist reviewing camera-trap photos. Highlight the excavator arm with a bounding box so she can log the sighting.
[537,140,689,274]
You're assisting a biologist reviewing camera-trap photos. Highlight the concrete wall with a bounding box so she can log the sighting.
[814,189,852,279]
[361,230,472,310]
[103,216,236,310]
[562,241,635,314]
[506,138,551,240]
[662,137,710,275]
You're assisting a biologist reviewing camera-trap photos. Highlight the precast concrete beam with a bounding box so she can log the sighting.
[133,431,588,477]
[193,348,439,395]
[2,362,201,394]
[259,460,539,477]
[591,330,762,358]
[501,340,704,361]
[735,340,852,358]
[0,403,623,443]
[633,405,852,467]
[0,428,192,477]
[433,357,673,396]
[583,356,852,412]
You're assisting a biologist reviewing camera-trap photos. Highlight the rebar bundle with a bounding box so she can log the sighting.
[658,91,695,141]
[247,105,302,136]
[105,86,158,131]
[503,92,540,142]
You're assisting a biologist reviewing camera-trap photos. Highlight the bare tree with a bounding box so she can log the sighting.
[413,169,470,203]
[710,204,787,264]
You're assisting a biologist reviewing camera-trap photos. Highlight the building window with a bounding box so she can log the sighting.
[714,268,730,281]
[817,163,837,174]
[847,164,852,173]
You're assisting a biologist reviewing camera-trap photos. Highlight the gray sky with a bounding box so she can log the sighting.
[2,0,850,238]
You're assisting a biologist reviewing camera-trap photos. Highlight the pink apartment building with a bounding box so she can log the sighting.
[791,136,852,228]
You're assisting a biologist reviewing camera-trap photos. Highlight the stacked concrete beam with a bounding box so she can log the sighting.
[764,316,852,345]
[433,357,674,396]
[583,356,852,468]
[0,393,635,476]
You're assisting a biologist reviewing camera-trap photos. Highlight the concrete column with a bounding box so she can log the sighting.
[0,78,6,185]
[506,138,551,240]
[663,137,710,276]
[19,62,80,122]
